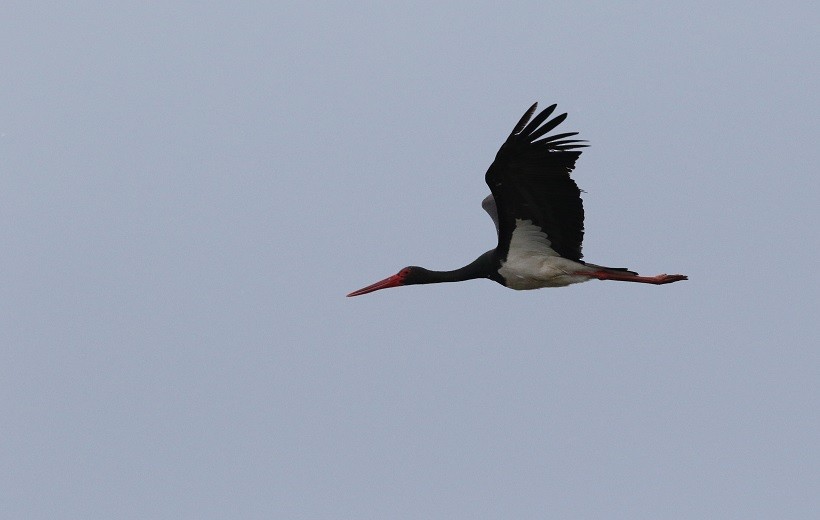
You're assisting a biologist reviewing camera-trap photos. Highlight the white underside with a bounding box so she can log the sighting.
[498,219,595,290]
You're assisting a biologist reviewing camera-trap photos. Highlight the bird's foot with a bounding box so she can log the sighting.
[650,274,688,284]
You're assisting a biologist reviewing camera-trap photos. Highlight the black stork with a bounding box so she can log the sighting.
[348,102,687,297]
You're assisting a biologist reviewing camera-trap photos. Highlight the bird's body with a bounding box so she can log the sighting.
[497,218,597,289]
[348,102,687,297]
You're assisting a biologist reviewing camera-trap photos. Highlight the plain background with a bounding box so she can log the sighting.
[2,2,818,519]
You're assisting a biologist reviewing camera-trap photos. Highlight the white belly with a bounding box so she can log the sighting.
[497,219,595,290]
[499,255,594,289]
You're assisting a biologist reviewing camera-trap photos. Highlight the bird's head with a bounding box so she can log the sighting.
[347,266,426,297]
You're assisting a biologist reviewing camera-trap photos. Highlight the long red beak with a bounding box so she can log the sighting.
[347,273,404,297]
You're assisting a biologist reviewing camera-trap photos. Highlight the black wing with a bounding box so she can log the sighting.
[485,102,588,261]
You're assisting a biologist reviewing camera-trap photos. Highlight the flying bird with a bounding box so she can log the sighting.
[348,102,687,297]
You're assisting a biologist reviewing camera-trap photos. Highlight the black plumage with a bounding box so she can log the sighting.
[486,103,587,262]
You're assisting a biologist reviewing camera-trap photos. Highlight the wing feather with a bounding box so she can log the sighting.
[519,104,557,136]
[485,103,587,261]
[527,112,567,141]
[510,102,538,135]
[481,194,500,234]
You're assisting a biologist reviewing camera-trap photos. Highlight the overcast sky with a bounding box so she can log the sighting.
[2,2,818,519]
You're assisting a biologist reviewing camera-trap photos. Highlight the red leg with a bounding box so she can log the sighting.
[583,271,688,285]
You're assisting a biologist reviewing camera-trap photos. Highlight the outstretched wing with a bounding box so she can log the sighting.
[481,194,500,234]
[484,102,587,261]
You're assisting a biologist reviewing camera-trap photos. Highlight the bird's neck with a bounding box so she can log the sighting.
[415,250,499,285]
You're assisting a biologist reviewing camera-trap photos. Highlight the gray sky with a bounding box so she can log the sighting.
[2,2,818,519]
